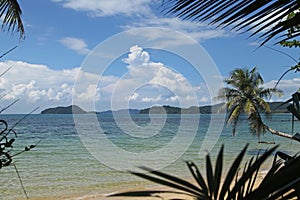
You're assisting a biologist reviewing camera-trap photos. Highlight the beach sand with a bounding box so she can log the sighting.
[70,173,266,200]
[17,170,267,200]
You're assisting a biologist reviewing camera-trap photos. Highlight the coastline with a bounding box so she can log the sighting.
[1,114,299,200]
[25,171,267,200]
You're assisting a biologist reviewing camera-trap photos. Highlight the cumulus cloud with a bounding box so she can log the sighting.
[108,45,202,109]
[52,0,153,17]
[264,78,300,100]
[60,37,90,55]
[0,46,211,113]
[1,46,298,114]
[0,61,105,113]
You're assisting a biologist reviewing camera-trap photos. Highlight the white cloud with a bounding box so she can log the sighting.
[141,95,162,103]
[123,17,229,46]
[107,45,202,109]
[60,37,90,55]
[53,1,229,45]
[0,61,105,113]
[264,78,300,101]
[123,45,150,66]
[0,46,211,113]
[1,47,298,114]
[129,92,139,101]
[52,0,153,17]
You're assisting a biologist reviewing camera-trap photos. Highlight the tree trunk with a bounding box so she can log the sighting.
[266,126,298,142]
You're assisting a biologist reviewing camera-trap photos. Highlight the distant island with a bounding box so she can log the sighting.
[41,102,290,114]
[99,109,140,115]
[41,105,87,114]
[139,102,289,114]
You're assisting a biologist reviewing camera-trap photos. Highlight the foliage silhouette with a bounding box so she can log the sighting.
[162,0,300,46]
[0,53,39,199]
[109,144,300,199]
[0,0,24,39]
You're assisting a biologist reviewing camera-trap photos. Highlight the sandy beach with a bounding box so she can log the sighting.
[57,172,266,200]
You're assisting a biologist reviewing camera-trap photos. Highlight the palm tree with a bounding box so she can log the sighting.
[218,67,298,141]
[0,0,24,39]
[162,0,300,45]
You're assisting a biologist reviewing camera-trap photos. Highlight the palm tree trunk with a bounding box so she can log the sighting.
[266,126,297,141]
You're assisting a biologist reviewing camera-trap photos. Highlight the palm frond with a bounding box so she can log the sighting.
[213,145,223,199]
[0,0,24,39]
[255,97,271,113]
[129,169,202,197]
[247,155,300,199]
[227,145,278,199]
[162,0,300,45]
[108,144,300,200]
[227,104,244,135]
[186,161,209,197]
[206,153,214,197]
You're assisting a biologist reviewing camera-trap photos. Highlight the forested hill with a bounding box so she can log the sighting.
[139,102,290,114]
[40,102,289,115]
[41,105,87,114]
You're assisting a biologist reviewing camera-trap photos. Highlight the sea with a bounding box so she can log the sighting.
[0,113,299,200]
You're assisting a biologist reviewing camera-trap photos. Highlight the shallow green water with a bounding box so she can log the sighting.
[0,113,299,199]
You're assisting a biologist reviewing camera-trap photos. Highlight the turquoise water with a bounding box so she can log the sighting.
[0,114,299,199]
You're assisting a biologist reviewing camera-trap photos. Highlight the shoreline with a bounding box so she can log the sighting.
[24,170,268,200]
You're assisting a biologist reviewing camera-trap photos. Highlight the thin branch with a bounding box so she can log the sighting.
[0,99,20,114]
[0,46,18,59]
[6,107,39,137]
[12,163,29,199]
[264,46,298,63]
[12,140,41,158]
[0,66,12,77]
[264,45,299,101]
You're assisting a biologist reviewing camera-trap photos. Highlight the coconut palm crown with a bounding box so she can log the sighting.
[218,67,282,136]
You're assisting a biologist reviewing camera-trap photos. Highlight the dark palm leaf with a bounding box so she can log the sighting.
[162,0,300,45]
[129,170,201,197]
[219,144,248,198]
[206,153,214,197]
[213,145,223,199]
[0,0,24,39]
[139,166,203,195]
[108,144,300,199]
[227,145,278,199]
[246,155,300,199]
[186,161,209,197]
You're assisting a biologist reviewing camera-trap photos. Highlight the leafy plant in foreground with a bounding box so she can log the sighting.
[0,65,39,199]
[109,144,300,199]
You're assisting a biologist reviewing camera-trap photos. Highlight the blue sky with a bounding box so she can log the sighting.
[0,0,299,113]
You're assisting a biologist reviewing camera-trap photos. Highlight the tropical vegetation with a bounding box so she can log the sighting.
[0,0,24,39]
[162,0,300,46]
[109,144,300,199]
[218,67,299,142]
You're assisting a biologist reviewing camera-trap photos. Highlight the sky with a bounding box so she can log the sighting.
[0,0,299,114]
